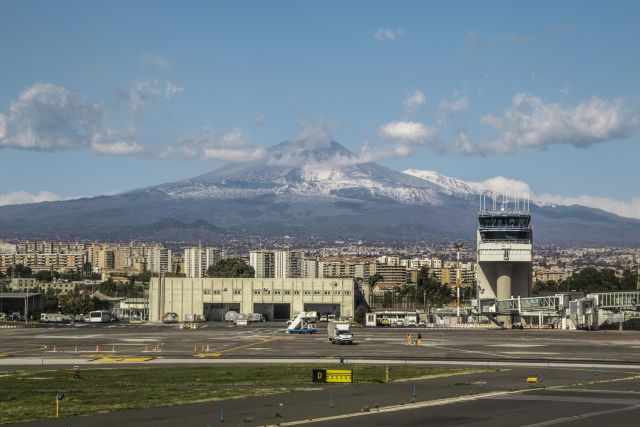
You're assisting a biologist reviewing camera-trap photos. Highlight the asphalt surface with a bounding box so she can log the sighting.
[6,366,640,426]
[2,322,640,364]
[4,323,640,426]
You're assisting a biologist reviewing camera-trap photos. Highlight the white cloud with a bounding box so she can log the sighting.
[91,140,144,156]
[123,80,183,113]
[406,168,640,219]
[0,83,103,151]
[0,191,63,207]
[536,193,640,220]
[379,121,436,143]
[163,128,266,162]
[474,94,640,155]
[474,176,531,195]
[374,28,405,41]
[439,95,470,114]
[90,129,144,156]
[203,147,266,162]
[404,90,426,112]
[0,113,6,139]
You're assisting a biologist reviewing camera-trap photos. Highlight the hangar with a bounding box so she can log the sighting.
[149,277,355,322]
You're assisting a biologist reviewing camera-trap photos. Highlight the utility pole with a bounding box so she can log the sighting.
[454,242,464,322]
[636,255,640,290]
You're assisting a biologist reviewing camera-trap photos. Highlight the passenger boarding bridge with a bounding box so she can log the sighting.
[476,291,640,329]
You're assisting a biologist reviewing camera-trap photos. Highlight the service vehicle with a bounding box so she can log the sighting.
[88,310,112,323]
[328,320,353,344]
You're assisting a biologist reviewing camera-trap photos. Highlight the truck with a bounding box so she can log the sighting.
[328,320,353,345]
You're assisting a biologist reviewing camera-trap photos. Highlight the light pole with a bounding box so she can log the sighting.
[454,242,463,322]
[636,256,640,290]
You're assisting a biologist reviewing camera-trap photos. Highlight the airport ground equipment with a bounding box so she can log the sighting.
[287,311,319,334]
[328,320,353,344]
[40,313,73,323]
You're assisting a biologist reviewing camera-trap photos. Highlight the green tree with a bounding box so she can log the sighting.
[533,280,560,296]
[6,264,32,278]
[367,273,383,308]
[58,289,97,315]
[416,266,453,309]
[206,258,255,278]
[354,304,368,325]
[561,267,621,293]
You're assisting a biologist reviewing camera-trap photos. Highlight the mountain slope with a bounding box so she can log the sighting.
[0,140,639,244]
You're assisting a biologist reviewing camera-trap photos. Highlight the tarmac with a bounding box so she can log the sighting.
[6,366,640,426]
[2,322,640,365]
[4,323,640,426]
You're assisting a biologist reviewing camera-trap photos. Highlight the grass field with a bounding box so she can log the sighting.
[0,365,475,424]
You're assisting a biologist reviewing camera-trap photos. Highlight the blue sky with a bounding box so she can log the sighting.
[1,1,639,217]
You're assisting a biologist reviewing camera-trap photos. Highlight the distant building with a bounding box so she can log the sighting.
[250,250,275,278]
[372,264,407,289]
[317,257,373,280]
[148,247,172,274]
[184,247,222,278]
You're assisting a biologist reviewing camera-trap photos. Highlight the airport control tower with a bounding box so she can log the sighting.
[476,193,533,325]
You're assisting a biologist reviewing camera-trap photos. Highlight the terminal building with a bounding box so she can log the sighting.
[149,277,355,322]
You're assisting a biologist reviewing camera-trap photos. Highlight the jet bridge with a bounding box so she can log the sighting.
[478,291,640,329]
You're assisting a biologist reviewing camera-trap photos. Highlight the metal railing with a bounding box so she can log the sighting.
[591,291,640,310]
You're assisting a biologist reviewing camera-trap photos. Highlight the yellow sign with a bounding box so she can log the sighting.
[527,376,539,384]
[326,369,353,383]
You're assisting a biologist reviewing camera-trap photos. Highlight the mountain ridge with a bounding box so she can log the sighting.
[0,139,638,244]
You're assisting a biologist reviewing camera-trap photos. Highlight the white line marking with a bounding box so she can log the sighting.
[520,404,640,427]
[260,388,543,426]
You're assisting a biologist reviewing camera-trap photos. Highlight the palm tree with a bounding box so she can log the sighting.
[367,274,383,309]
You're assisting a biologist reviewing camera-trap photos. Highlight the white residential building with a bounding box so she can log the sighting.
[184,247,222,278]
[148,247,172,274]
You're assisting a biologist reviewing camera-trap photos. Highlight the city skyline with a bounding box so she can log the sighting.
[1,2,640,220]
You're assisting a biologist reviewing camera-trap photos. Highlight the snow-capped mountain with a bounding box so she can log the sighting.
[403,169,479,197]
[150,140,445,206]
[0,139,638,244]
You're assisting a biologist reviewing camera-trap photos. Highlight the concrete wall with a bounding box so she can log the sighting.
[477,261,531,300]
[149,277,355,322]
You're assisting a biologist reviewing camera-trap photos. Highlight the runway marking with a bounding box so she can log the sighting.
[258,387,545,426]
[431,344,508,359]
[195,336,281,357]
[489,344,545,348]
[30,334,104,339]
[91,356,155,363]
[491,393,640,406]
[392,368,495,383]
[519,404,640,427]
[501,351,559,355]
[553,388,640,395]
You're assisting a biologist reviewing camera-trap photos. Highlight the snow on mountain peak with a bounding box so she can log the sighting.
[404,168,532,197]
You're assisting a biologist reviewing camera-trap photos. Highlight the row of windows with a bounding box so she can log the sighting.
[202,288,352,297]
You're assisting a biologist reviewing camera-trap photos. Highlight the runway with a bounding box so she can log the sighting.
[7,365,640,427]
